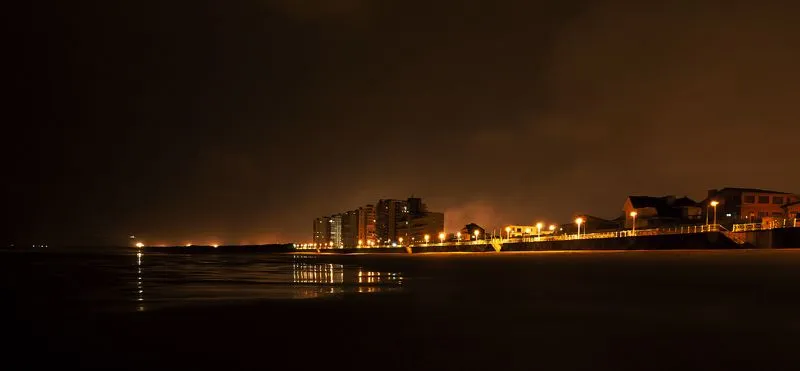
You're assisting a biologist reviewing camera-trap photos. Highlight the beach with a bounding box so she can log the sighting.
[6,249,800,370]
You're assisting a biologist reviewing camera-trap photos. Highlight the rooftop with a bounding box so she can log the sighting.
[712,187,793,195]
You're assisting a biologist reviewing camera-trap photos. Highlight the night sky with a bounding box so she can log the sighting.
[7,1,800,246]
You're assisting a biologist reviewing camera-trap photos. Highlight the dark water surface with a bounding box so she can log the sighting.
[5,249,800,370]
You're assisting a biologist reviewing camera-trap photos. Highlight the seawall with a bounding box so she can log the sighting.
[311,232,745,254]
[732,228,800,249]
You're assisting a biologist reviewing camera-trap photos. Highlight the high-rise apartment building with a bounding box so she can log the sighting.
[314,197,444,247]
[376,199,408,243]
[341,210,359,247]
[313,216,331,245]
[330,214,342,247]
[358,204,377,245]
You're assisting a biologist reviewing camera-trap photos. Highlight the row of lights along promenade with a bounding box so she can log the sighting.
[296,202,732,250]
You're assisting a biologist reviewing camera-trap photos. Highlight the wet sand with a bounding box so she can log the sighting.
[7,250,800,370]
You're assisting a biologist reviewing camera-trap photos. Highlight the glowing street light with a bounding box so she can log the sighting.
[438,232,445,244]
[549,224,556,232]
[398,237,403,245]
[135,242,144,248]
[710,200,719,226]
[474,229,480,241]
[424,234,430,244]
[575,217,584,238]
[456,231,461,241]
[630,211,638,234]
[505,226,511,241]
[536,222,543,238]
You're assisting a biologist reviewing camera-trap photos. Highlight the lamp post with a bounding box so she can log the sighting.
[575,217,584,238]
[424,234,430,244]
[398,237,403,245]
[474,229,480,242]
[456,231,461,242]
[505,226,511,241]
[536,222,543,239]
[710,200,719,227]
[549,225,556,235]
[438,232,445,244]
[630,211,638,235]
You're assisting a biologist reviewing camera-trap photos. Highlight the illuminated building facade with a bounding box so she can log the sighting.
[705,188,800,222]
[357,204,377,245]
[330,214,342,247]
[783,201,800,219]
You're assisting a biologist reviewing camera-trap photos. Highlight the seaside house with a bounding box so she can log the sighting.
[460,223,486,241]
[782,201,800,219]
[623,196,702,229]
[704,188,800,222]
[312,216,332,246]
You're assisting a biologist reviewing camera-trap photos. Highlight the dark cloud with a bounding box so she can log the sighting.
[6,0,799,245]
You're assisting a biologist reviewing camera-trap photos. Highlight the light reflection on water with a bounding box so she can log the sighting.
[135,252,403,311]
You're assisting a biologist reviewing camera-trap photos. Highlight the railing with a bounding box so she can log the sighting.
[732,223,763,232]
[732,218,798,232]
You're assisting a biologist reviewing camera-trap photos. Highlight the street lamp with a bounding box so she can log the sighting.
[575,217,584,238]
[536,222,543,239]
[424,234,430,244]
[399,237,403,245]
[630,211,638,235]
[474,229,480,241]
[438,232,445,244]
[505,226,511,241]
[456,231,461,241]
[135,242,144,248]
[358,239,363,247]
[710,200,719,226]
